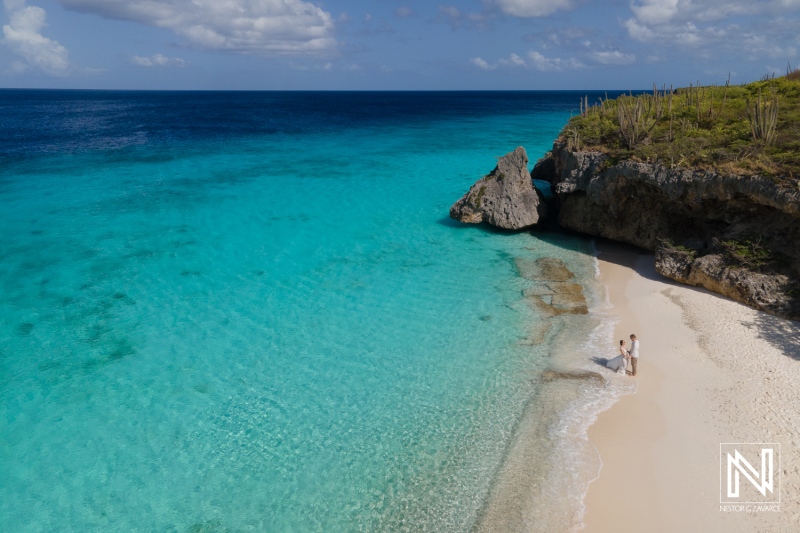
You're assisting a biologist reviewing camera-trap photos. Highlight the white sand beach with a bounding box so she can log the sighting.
[581,241,800,532]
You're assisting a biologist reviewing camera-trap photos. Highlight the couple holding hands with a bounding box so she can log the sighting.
[608,334,639,376]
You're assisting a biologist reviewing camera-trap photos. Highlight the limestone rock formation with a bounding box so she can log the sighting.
[655,241,800,319]
[545,141,800,251]
[450,147,547,230]
[533,140,800,319]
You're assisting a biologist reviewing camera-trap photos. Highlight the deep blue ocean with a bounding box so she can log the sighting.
[1,90,619,532]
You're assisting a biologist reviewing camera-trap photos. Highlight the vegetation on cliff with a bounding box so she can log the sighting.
[562,69,800,179]
[539,71,800,318]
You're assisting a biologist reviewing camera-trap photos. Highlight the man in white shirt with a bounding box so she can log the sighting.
[629,334,640,376]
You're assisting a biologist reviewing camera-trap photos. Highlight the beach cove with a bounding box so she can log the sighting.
[450,75,800,531]
[2,89,797,532]
[582,241,800,532]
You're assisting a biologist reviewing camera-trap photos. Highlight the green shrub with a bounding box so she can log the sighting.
[563,74,800,179]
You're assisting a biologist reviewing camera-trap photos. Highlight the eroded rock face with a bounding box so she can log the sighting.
[655,242,800,319]
[546,141,800,252]
[450,147,547,230]
[532,141,800,319]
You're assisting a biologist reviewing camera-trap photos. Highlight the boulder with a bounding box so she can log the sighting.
[450,147,547,230]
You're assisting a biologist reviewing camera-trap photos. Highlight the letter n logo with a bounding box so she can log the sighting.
[720,443,781,504]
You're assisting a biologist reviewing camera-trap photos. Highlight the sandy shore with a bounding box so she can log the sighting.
[581,241,800,532]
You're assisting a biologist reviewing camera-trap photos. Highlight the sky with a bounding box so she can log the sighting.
[1,0,799,90]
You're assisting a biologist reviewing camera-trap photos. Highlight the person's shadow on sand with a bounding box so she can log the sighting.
[590,356,612,368]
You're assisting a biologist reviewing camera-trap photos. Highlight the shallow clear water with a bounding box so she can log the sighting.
[1,91,617,532]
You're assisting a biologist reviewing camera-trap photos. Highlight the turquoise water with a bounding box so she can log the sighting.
[0,92,604,532]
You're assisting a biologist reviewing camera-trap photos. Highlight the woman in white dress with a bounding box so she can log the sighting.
[607,339,629,374]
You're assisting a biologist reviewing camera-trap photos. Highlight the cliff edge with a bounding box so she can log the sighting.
[533,142,800,319]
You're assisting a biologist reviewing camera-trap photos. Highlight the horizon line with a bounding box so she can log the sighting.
[0,87,652,93]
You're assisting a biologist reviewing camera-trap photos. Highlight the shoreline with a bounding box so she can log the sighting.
[474,234,633,532]
[580,240,800,532]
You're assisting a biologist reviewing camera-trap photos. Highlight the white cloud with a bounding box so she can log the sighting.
[288,60,332,71]
[395,6,414,18]
[470,57,494,70]
[741,35,797,59]
[624,0,800,53]
[630,0,681,26]
[523,26,590,45]
[439,4,490,30]
[2,0,69,75]
[500,53,526,66]
[622,18,655,41]
[495,0,572,18]
[589,50,636,65]
[131,53,185,67]
[440,5,460,19]
[58,0,335,55]
[472,53,525,69]
[527,50,584,71]
[470,51,583,71]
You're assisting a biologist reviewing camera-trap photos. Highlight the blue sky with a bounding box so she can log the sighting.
[1,0,799,90]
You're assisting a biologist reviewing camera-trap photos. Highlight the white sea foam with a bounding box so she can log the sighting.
[547,242,637,532]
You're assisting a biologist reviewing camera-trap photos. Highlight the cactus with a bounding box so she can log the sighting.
[565,127,582,151]
[667,87,674,142]
[719,73,731,117]
[616,84,663,149]
[746,88,779,145]
[579,95,590,118]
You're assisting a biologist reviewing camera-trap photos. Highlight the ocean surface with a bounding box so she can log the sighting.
[0,90,624,532]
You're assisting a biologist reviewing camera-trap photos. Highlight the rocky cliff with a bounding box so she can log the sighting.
[534,141,800,319]
[450,147,547,230]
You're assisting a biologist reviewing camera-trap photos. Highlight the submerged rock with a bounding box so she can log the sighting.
[517,257,588,316]
[450,147,547,230]
[540,369,605,386]
[527,287,589,317]
[515,257,576,282]
[519,321,552,346]
[549,282,587,309]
